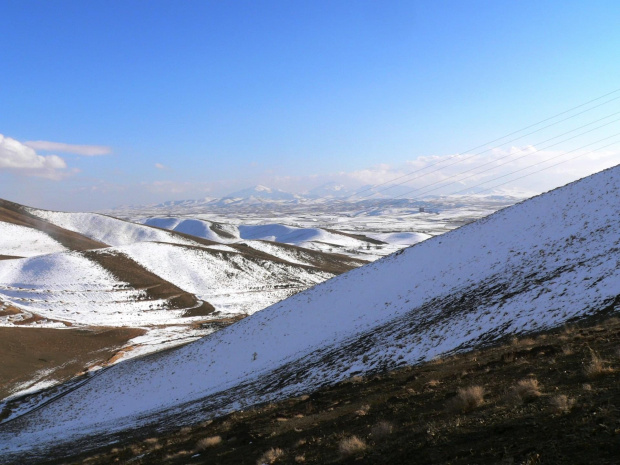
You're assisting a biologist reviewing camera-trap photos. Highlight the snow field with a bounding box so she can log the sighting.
[0,222,67,257]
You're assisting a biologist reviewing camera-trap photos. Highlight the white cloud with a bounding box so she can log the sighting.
[154,163,169,170]
[246,147,620,198]
[0,134,72,180]
[24,140,111,156]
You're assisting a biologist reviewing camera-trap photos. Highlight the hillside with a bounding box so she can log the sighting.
[0,199,107,255]
[0,201,364,405]
[37,314,620,464]
[1,166,618,462]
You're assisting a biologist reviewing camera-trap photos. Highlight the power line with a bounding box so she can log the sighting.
[364,97,620,200]
[392,114,620,199]
[453,138,620,197]
[322,87,620,202]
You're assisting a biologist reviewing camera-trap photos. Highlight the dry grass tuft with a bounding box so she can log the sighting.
[549,394,575,413]
[371,420,394,439]
[257,447,285,465]
[164,450,189,461]
[339,436,368,457]
[506,378,541,404]
[354,404,370,416]
[561,345,574,356]
[584,350,614,379]
[196,435,222,450]
[448,385,485,413]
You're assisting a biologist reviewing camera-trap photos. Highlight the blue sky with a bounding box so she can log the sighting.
[1,0,620,210]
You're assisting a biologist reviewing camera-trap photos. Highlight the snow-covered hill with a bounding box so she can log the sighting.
[142,217,410,260]
[2,166,619,460]
[0,222,67,258]
[27,209,201,247]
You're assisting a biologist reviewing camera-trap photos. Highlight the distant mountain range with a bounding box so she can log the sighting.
[122,183,526,214]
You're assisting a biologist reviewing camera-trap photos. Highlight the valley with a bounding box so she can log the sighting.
[0,166,618,464]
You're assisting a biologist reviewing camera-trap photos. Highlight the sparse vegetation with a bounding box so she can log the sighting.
[338,436,367,457]
[506,377,541,404]
[549,394,575,413]
[257,447,285,464]
[584,349,614,378]
[196,435,222,450]
[371,420,394,439]
[448,385,485,412]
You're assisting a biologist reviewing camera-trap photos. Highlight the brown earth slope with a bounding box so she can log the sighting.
[0,326,146,402]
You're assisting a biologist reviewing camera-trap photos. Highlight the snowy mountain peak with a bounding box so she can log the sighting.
[224,185,298,201]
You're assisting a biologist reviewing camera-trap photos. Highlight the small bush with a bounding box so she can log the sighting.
[165,450,189,461]
[257,448,285,465]
[371,420,394,439]
[549,394,575,413]
[196,435,222,450]
[448,385,485,413]
[354,404,370,416]
[507,378,541,404]
[561,345,573,356]
[426,379,441,388]
[339,436,367,457]
[584,350,614,379]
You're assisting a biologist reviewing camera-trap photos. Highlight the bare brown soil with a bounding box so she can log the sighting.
[0,326,145,401]
[0,200,108,251]
[0,305,21,317]
[46,315,620,465]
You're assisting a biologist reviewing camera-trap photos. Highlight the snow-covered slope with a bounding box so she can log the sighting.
[0,222,67,258]
[116,242,337,316]
[27,209,199,247]
[2,166,620,460]
[0,251,156,327]
[143,217,237,242]
[0,240,353,327]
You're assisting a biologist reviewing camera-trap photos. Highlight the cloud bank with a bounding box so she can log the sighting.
[24,140,111,156]
[0,134,70,180]
[261,146,620,198]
